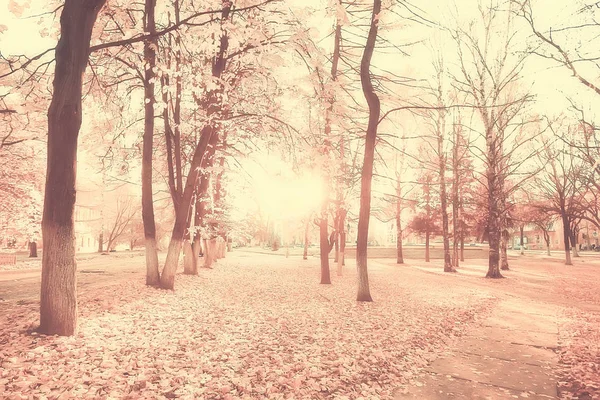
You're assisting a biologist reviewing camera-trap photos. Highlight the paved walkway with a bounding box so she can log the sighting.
[396,297,559,399]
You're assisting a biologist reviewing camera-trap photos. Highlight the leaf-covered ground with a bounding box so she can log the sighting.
[558,309,600,400]
[0,255,494,399]
[554,261,600,400]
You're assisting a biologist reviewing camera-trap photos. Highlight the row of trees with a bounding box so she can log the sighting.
[2,0,600,336]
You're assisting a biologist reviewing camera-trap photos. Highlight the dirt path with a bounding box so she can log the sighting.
[382,255,600,399]
[0,252,147,305]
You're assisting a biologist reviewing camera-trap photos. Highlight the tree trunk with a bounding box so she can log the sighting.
[425,231,430,262]
[205,238,218,267]
[434,91,454,272]
[142,0,160,287]
[460,233,465,262]
[217,238,226,259]
[337,228,345,275]
[439,168,453,272]
[319,212,331,284]
[183,239,197,275]
[106,237,115,253]
[452,123,460,269]
[544,231,551,256]
[303,218,309,260]
[97,232,103,253]
[192,238,202,260]
[485,127,503,278]
[336,208,347,275]
[356,0,381,302]
[561,213,572,265]
[336,208,346,275]
[334,238,339,263]
[520,225,525,255]
[39,0,106,336]
[396,176,404,264]
[29,241,38,258]
[203,239,213,268]
[500,229,509,270]
[571,233,579,257]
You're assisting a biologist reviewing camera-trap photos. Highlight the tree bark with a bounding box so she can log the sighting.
[424,175,431,263]
[439,153,453,272]
[396,176,404,264]
[183,239,197,275]
[29,241,38,258]
[192,238,202,261]
[356,0,381,302]
[561,212,572,265]
[571,232,579,257]
[97,232,103,253]
[334,237,339,263]
[142,0,160,287]
[500,229,509,270]
[452,123,460,268]
[337,222,345,275]
[319,211,331,284]
[303,219,309,261]
[425,231,430,262]
[520,225,525,255]
[485,126,503,278]
[202,239,213,268]
[40,0,106,336]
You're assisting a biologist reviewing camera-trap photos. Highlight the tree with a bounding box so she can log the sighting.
[452,1,531,278]
[532,128,584,265]
[529,205,554,256]
[450,114,474,267]
[102,197,138,252]
[141,0,161,287]
[355,0,381,302]
[292,10,344,284]
[427,54,455,272]
[393,145,409,265]
[39,0,107,336]
[408,173,441,263]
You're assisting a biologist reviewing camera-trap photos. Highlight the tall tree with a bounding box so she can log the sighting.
[356,0,381,302]
[430,55,455,272]
[39,0,107,336]
[453,1,530,278]
[141,0,161,287]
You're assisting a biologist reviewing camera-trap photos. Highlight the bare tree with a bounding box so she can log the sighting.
[452,0,531,278]
[355,0,382,302]
[103,198,138,252]
[532,129,584,265]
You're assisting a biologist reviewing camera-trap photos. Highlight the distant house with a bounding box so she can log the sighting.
[511,219,599,251]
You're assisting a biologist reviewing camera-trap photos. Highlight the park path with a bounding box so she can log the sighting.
[393,254,600,400]
[396,296,559,399]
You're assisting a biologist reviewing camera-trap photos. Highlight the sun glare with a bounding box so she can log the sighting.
[255,173,324,219]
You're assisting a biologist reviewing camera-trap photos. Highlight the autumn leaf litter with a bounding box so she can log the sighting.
[1,257,494,399]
